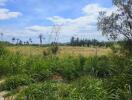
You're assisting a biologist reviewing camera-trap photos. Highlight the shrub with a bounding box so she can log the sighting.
[49,45,59,55]
[1,74,34,91]
[0,52,25,77]
[52,57,84,81]
[16,82,79,100]
[16,77,110,100]
[104,56,132,100]
[26,58,53,82]
[0,44,8,56]
[83,56,111,78]
[73,76,110,100]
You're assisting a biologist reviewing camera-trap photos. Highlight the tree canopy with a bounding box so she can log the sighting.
[98,0,132,41]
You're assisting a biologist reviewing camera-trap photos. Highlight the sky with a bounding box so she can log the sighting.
[0,0,114,43]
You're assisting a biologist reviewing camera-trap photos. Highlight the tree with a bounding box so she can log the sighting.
[12,37,15,43]
[70,36,75,46]
[19,40,23,45]
[26,41,29,45]
[38,34,43,45]
[0,33,3,41]
[16,38,19,44]
[29,38,32,44]
[98,0,132,41]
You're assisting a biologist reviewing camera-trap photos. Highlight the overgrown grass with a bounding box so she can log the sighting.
[0,44,132,100]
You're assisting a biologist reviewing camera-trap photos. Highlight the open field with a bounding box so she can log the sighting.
[0,43,132,99]
[6,46,111,57]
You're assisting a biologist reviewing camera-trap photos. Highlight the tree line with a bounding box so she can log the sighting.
[70,36,113,47]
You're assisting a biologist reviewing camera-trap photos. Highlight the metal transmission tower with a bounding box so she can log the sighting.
[49,24,63,45]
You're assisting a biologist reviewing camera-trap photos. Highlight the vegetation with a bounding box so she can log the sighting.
[70,37,113,47]
[0,40,132,99]
[98,0,132,54]
[6,46,110,57]
[0,0,131,99]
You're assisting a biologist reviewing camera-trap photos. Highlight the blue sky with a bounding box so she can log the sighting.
[0,0,114,43]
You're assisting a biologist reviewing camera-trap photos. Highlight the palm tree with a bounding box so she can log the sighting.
[0,33,3,41]
[16,38,19,44]
[29,38,32,44]
[19,40,23,45]
[38,34,43,45]
[12,37,16,44]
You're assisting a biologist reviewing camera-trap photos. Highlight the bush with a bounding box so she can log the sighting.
[16,77,110,100]
[51,57,84,81]
[1,74,34,91]
[25,58,53,82]
[50,45,59,55]
[0,44,8,56]
[83,56,111,78]
[0,52,25,77]
[104,56,132,100]
[16,82,78,100]
[73,76,110,100]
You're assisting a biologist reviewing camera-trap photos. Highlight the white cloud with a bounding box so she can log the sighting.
[26,25,51,33]
[47,16,72,24]
[3,3,116,43]
[0,8,22,20]
[82,4,117,16]
[27,4,115,42]
[0,0,22,20]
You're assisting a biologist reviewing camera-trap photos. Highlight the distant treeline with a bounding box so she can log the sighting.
[69,37,113,47]
[0,38,122,48]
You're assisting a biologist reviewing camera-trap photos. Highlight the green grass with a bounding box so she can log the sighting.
[0,44,132,100]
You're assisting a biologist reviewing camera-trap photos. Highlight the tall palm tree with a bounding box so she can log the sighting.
[16,38,19,44]
[12,37,16,44]
[29,38,32,44]
[38,34,43,45]
[0,33,3,41]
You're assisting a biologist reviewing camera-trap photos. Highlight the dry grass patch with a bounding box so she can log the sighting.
[6,46,111,57]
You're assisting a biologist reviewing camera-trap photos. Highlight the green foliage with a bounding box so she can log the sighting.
[73,76,110,100]
[1,44,132,99]
[83,56,111,78]
[0,44,8,56]
[50,45,59,55]
[0,53,25,77]
[17,82,77,100]
[25,57,53,82]
[103,55,132,100]
[16,77,109,100]
[1,74,33,91]
[42,45,59,57]
[51,56,84,81]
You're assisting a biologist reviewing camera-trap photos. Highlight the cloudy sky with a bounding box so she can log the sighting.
[0,0,114,43]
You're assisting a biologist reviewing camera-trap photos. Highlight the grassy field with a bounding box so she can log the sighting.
[6,46,111,57]
[0,44,132,99]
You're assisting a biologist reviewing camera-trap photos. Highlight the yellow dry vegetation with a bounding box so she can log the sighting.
[6,46,111,57]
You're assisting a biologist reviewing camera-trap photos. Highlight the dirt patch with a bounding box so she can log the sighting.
[0,91,8,100]
[52,74,63,82]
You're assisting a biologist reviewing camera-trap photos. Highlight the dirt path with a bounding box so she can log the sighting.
[0,80,6,100]
[0,91,7,100]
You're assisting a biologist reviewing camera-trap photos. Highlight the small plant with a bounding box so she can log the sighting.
[43,50,50,56]
[50,45,59,55]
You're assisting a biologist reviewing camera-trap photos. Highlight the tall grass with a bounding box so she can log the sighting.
[0,44,132,100]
